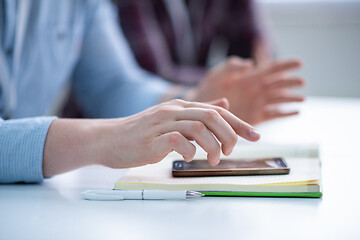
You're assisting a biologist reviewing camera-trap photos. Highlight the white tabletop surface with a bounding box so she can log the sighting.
[1,97,360,240]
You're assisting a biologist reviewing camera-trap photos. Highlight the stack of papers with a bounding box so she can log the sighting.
[114,144,322,198]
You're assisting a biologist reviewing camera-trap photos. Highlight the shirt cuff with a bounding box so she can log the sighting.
[0,117,57,183]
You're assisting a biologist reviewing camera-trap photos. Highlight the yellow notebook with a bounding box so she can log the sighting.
[115,145,322,198]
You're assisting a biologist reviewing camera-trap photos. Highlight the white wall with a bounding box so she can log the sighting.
[259,0,360,97]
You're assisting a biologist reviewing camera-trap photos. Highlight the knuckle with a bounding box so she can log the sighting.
[191,121,206,133]
[169,98,185,105]
[167,132,182,147]
[234,121,245,133]
[218,132,237,149]
[205,109,220,122]
[215,106,225,115]
[156,106,176,119]
[225,132,238,146]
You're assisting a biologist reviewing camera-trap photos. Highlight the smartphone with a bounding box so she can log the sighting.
[172,158,290,177]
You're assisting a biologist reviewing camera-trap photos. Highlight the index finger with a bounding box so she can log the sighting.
[252,59,302,79]
[181,101,261,142]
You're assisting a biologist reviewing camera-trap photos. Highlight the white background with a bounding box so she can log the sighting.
[259,0,360,97]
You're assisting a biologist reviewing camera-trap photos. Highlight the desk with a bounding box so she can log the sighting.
[1,97,360,240]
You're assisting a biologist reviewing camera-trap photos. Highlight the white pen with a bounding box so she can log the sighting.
[81,190,204,201]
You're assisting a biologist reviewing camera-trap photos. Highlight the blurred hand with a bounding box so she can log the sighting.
[186,57,305,125]
[43,99,260,177]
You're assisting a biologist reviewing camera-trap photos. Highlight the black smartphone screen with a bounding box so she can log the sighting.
[172,158,290,177]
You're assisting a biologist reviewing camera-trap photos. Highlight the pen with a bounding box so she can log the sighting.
[81,190,204,201]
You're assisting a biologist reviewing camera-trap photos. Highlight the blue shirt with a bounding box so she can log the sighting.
[0,0,170,183]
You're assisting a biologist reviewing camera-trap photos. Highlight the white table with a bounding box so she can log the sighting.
[1,97,360,240]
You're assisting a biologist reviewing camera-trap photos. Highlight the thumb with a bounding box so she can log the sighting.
[206,98,230,110]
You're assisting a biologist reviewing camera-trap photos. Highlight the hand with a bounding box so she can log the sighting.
[186,57,305,125]
[98,98,260,168]
[43,99,260,177]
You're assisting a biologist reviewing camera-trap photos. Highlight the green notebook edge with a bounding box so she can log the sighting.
[200,191,322,198]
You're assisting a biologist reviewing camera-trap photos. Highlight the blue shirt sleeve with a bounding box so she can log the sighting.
[72,0,171,118]
[0,117,56,183]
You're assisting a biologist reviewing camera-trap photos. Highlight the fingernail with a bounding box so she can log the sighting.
[224,146,233,156]
[183,156,192,162]
[210,157,220,166]
[250,129,261,140]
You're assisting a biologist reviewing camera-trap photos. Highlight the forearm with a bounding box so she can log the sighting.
[43,119,104,178]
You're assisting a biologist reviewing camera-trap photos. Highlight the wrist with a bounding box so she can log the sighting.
[43,119,105,177]
[81,119,108,166]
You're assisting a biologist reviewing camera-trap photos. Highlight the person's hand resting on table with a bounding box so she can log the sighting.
[186,57,305,125]
[43,98,260,178]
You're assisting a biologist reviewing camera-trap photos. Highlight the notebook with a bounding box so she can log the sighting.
[114,143,322,198]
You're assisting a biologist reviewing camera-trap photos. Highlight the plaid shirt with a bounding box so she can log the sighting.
[114,0,262,85]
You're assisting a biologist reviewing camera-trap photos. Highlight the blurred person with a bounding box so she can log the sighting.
[115,0,272,85]
[115,0,305,125]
